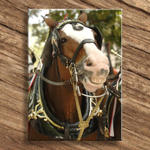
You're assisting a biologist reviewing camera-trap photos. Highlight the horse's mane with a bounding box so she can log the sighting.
[41,31,53,67]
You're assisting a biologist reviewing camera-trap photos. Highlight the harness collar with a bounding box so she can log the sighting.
[28,19,121,140]
[28,65,104,139]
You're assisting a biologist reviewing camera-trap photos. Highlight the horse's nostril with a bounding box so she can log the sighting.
[101,68,108,75]
[97,68,108,76]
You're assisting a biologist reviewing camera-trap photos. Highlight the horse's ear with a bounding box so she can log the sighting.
[44,18,57,28]
[78,13,87,23]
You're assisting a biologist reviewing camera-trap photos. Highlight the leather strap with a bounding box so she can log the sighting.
[35,70,71,86]
[70,39,96,63]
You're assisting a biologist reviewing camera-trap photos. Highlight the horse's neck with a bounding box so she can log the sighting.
[44,58,82,123]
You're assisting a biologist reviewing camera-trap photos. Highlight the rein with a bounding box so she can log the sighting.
[34,62,107,98]
[69,63,107,140]
[35,69,71,86]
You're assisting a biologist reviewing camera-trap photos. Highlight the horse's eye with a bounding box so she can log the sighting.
[61,38,67,43]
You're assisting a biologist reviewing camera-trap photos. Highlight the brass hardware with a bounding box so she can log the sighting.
[104,126,110,138]
[97,109,103,117]
[28,79,64,130]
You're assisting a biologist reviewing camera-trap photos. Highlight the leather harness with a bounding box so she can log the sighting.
[28,19,121,140]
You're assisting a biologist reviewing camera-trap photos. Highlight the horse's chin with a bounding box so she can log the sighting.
[82,77,105,93]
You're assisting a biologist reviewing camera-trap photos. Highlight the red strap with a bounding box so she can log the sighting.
[28,73,37,91]
[113,68,118,75]
[64,13,68,20]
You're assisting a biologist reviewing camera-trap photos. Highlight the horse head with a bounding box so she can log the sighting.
[44,13,109,93]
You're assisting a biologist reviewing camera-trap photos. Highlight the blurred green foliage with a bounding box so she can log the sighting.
[28,9,122,68]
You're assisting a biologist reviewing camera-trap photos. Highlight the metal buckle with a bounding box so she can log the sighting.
[69,63,78,83]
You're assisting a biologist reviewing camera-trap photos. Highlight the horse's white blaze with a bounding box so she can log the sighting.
[61,23,100,55]
[61,23,109,92]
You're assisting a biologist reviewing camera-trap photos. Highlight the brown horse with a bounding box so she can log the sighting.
[28,13,121,141]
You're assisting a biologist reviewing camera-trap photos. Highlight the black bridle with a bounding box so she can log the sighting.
[37,19,121,99]
[35,20,103,86]
[50,20,100,68]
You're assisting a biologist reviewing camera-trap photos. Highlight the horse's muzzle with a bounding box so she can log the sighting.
[77,53,109,92]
